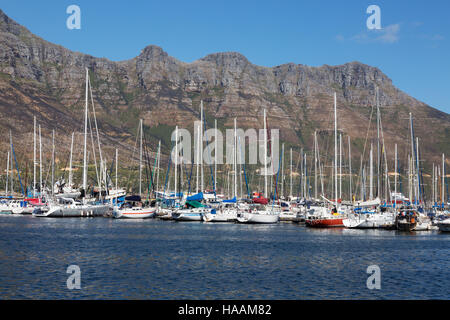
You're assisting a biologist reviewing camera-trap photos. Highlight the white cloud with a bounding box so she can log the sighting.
[377,24,400,43]
[336,23,401,44]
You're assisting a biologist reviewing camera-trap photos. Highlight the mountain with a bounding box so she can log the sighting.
[0,8,448,191]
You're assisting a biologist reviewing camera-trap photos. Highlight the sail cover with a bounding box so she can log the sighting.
[187,192,203,201]
[223,197,237,203]
[125,195,142,202]
[186,200,205,208]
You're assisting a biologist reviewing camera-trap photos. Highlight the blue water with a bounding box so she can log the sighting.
[0,215,449,299]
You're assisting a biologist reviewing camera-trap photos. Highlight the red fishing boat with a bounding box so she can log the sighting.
[305,206,344,228]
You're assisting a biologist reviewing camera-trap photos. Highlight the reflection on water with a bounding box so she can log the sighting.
[0,215,449,299]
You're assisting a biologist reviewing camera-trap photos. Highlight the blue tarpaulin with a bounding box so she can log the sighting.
[223,197,237,203]
[187,192,204,201]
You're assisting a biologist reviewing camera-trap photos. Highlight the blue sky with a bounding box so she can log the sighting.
[1,0,449,113]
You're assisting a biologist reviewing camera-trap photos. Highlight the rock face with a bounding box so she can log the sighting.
[0,8,449,172]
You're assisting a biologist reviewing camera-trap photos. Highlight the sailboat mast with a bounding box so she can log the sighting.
[408,155,412,202]
[334,93,338,206]
[443,153,445,206]
[348,136,352,203]
[51,130,55,198]
[416,137,420,203]
[304,153,307,198]
[39,125,42,195]
[115,148,118,205]
[339,133,342,200]
[196,124,200,193]
[175,126,178,199]
[200,100,204,193]
[214,119,217,194]
[290,148,293,198]
[69,132,74,187]
[82,68,88,194]
[5,151,9,196]
[156,141,161,194]
[435,165,438,204]
[33,116,36,197]
[10,132,13,194]
[409,113,415,204]
[264,109,268,198]
[314,131,317,200]
[370,144,373,200]
[281,143,284,198]
[376,87,381,199]
[139,119,143,197]
[394,143,397,208]
[234,118,237,199]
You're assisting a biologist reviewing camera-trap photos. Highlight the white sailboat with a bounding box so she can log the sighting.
[114,119,155,219]
[237,110,279,224]
[34,68,111,217]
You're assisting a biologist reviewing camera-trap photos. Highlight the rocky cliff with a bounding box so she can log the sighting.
[0,8,448,183]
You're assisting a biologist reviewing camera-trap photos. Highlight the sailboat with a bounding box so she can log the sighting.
[236,110,279,224]
[34,68,111,217]
[305,93,344,228]
[394,113,433,231]
[203,119,239,223]
[113,119,156,219]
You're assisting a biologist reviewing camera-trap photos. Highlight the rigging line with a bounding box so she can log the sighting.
[10,138,25,196]
[58,137,73,184]
[150,141,160,196]
[88,75,104,172]
[143,131,155,199]
[353,104,375,198]
[379,113,391,202]
[87,106,100,190]
[202,115,216,196]
[162,141,173,201]
[187,154,194,195]
[125,122,140,192]
[239,136,251,198]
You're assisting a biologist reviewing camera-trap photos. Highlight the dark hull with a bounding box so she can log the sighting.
[396,220,417,232]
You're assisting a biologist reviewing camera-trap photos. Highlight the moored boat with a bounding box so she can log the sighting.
[437,218,450,232]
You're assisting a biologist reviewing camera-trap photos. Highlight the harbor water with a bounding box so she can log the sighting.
[0,215,449,299]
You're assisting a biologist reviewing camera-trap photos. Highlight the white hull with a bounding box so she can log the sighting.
[172,209,205,221]
[413,218,434,231]
[173,213,203,221]
[279,211,296,222]
[34,204,111,217]
[236,212,279,224]
[343,213,395,229]
[55,192,81,199]
[114,207,156,219]
[202,209,237,222]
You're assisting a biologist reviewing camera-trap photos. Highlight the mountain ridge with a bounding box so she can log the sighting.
[0,8,448,182]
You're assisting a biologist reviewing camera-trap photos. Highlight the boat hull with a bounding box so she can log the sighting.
[203,210,237,222]
[305,218,344,228]
[279,212,297,222]
[34,205,111,218]
[236,212,279,224]
[396,220,417,232]
[438,221,450,232]
[343,214,395,229]
[114,207,156,219]
[172,211,203,221]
